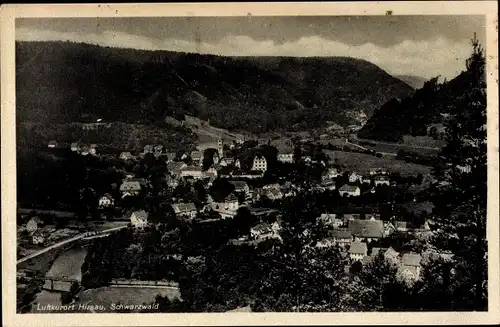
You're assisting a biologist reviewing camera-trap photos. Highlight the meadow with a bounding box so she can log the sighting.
[324,150,432,176]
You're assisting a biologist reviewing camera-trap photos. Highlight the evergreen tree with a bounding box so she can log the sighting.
[432,34,487,310]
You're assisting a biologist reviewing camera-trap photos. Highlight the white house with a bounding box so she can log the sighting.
[154,145,164,156]
[361,176,371,184]
[70,142,80,152]
[397,253,422,284]
[120,180,141,196]
[251,155,267,172]
[89,144,98,155]
[47,140,57,148]
[324,168,339,179]
[339,184,361,197]
[32,230,45,245]
[190,151,202,165]
[277,153,294,163]
[331,228,353,248]
[316,237,335,248]
[370,168,387,175]
[348,172,362,183]
[219,194,239,212]
[349,241,368,261]
[119,152,134,160]
[26,217,44,233]
[374,176,390,186]
[143,144,154,154]
[130,210,149,229]
[217,138,224,157]
[98,193,114,208]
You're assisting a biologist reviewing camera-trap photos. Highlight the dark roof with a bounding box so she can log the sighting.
[339,184,359,192]
[330,228,352,239]
[348,219,384,238]
[229,181,248,190]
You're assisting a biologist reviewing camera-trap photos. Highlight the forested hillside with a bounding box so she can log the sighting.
[358,69,476,142]
[16,41,414,134]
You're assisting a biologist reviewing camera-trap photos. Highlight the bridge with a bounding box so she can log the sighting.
[17,225,127,265]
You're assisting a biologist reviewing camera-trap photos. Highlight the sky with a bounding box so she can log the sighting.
[16,16,486,79]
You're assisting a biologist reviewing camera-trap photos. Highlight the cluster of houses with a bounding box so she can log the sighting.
[22,216,77,245]
[318,167,392,197]
[312,211,436,284]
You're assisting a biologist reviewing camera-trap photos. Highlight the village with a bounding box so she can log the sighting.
[19,126,454,298]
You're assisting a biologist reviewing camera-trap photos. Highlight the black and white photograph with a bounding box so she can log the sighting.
[1,2,499,326]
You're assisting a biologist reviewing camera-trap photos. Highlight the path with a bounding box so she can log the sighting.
[17,225,127,264]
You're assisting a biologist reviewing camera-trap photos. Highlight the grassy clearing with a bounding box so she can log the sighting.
[324,150,431,176]
[362,142,440,156]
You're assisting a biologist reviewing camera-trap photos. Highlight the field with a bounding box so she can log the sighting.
[324,150,432,176]
[402,135,446,148]
[354,135,444,156]
[45,246,88,281]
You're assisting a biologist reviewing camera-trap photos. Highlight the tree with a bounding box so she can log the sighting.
[431,34,487,310]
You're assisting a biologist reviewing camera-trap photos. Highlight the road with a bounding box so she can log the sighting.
[17,225,127,264]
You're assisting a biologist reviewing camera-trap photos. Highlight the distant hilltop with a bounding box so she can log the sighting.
[16,41,415,134]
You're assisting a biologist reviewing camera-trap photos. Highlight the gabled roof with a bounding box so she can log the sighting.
[182,165,202,172]
[100,193,113,199]
[349,241,367,254]
[229,181,248,190]
[29,216,44,224]
[266,188,282,198]
[120,180,141,191]
[401,253,422,267]
[131,210,148,222]
[252,222,273,233]
[330,228,352,239]
[385,247,399,259]
[172,203,196,213]
[348,219,384,238]
[339,184,360,192]
[167,161,186,172]
[361,255,373,265]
